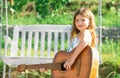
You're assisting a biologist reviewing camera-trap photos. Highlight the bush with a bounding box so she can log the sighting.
[35,0,69,18]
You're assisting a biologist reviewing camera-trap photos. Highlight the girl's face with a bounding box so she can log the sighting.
[75,14,89,31]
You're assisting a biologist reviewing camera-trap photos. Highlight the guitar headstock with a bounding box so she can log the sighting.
[17,64,26,72]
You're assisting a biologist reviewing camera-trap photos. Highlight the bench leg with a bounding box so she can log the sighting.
[2,64,6,78]
[8,67,11,78]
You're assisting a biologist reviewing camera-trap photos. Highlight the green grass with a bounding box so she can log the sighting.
[2,12,120,27]
[17,70,51,78]
[101,38,120,66]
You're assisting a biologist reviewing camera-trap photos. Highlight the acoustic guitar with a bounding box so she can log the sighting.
[17,46,99,78]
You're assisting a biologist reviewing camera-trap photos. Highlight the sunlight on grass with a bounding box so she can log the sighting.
[102,53,120,66]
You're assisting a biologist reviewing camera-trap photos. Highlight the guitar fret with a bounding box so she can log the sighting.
[26,63,61,70]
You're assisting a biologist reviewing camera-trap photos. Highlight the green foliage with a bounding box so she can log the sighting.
[101,37,120,66]
[9,0,33,11]
[0,38,5,48]
[12,0,28,11]
[39,12,73,24]
[17,70,51,78]
[1,0,119,27]
[102,37,120,53]
[35,0,69,18]
[0,61,3,71]
[114,72,120,78]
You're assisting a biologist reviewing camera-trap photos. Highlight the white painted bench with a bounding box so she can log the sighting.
[2,24,71,78]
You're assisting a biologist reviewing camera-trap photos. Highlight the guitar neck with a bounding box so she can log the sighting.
[26,63,61,70]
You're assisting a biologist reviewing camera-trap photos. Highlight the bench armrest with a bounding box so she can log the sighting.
[4,35,18,50]
[4,35,14,46]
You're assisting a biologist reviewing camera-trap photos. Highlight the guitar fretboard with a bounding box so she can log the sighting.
[26,63,61,70]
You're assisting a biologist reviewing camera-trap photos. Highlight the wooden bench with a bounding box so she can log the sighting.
[2,24,71,78]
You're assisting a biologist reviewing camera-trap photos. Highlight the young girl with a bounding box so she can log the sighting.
[64,7,97,70]
[40,7,97,72]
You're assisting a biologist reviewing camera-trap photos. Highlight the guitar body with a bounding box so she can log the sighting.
[51,46,99,78]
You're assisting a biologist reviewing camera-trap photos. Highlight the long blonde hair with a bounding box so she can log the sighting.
[70,8,97,47]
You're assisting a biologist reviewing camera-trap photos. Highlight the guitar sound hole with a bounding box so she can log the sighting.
[61,62,66,71]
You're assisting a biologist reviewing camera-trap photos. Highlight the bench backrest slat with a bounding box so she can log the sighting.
[40,32,45,57]
[8,25,71,58]
[27,31,32,56]
[47,32,52,57]
[21,31,26,56]
[61,32,65,50]
[34,32,39,57]
[54,32,58,54]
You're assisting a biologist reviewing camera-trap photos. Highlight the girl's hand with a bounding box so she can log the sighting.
[64,58,75,70]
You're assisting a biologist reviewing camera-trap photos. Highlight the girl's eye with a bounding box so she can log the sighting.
[76,19,79,22]
[81,19,85,22]
[76,19,85,22]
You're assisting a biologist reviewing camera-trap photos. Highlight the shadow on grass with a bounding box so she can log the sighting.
[99,62,120,78]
